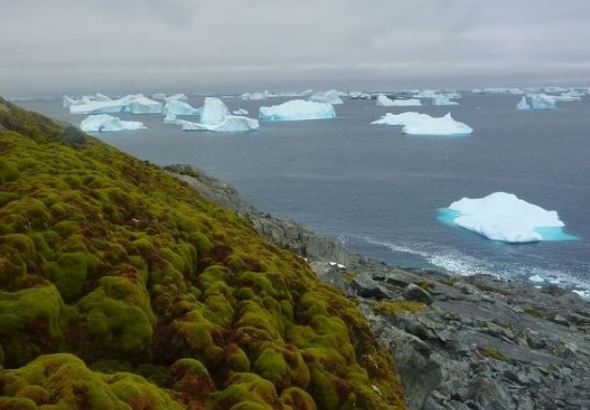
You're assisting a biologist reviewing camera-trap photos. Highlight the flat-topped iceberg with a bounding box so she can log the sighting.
[70,94,162,115]
[162,99,201,116]
[432,95,459,106]
[80,114,146,132]
[517,96,531,110]
[180,97,258,132]
[373,112,472,135]
[259,99,336,121]
[309,90,345,105]
[445,192,567,243]
[376,94,422,107]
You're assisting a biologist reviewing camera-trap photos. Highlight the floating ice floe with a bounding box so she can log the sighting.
[69,94,163,115]
[373,112,472,135]
[233,108,249,115]
[80,114,146,132]
[446,192,567,243]
[517,96,531,110]
[181,97,259,132]
[309,90,345,105]
[162,99,201,116]
[530,94,556,110]
[259,99,336,121]
[376,94,422,107]
[432,95,459,106]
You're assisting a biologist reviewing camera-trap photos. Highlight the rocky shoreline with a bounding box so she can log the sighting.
[168,164,590,410]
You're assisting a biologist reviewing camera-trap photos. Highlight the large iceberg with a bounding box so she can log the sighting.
[80,114,146,132]
[376,94,422,107]
[373,112,472,135]
[309,90,345,105]
[242,91,269,101]
[70,94,162,115]
[162,99,201,116]
[259,99,336,121]
[432,95,459,106]
[180,97,259,132]
[446,192,566,243]
[517,96,531,110]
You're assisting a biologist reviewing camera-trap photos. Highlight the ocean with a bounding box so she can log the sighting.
[15,92,590,295]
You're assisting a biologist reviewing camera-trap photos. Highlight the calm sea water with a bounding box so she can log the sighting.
[16,93,590,294]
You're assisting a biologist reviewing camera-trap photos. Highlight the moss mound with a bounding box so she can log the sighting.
[0,98,406,409]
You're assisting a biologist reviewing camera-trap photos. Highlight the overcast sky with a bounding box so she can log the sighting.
[2,0,590,95]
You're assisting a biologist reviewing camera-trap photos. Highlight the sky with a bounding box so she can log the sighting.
[1,0,590,95]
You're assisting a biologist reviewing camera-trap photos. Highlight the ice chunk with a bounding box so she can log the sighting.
[414,90,439,99]
[200,97,231,125]
[530,94,556,110]
[233,108,249,115]
[162,99,201,116]
[166,93,188,102]
[95,93,111,102]
[432,95,459,106]
[348,91,372,100]
[376,94,422,107]
[242,91,268,101]
[80,114,146,132]
[309,90,345,105]
[479,88,523,95]
[181,116,259,132]
[373,112,472,135]
[447,192,565,243]
[516,96,530,110]
[70,94,162,115]
[259,99,336,121]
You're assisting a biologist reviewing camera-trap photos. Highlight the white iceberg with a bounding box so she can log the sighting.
[376,94,422,107]
[162,99,201,116]
[182,116,259,132]
[200,97,231,125]
[95,93,112,102]
[517,96,531,110]
[544,86,568,94]
[348,91,372,100]
[530,94,556,110]
[80,114,146,132]
[432,95,459,106]
[448,192,565,243]
[373,112,472,135]
[233,108,249,115]
[479,88,524,95]
[309,90,345,105]
[414,90,439,99]
[242,91,268,101]
[166,93,188,102]
[259,99,336,121]
[70,94,162,115]
[180,97,259,132]
[63,96,77,108]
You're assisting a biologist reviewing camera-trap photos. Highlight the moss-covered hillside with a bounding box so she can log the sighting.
[0,98,406,409]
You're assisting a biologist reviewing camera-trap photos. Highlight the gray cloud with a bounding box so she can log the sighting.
[1,0,589,95]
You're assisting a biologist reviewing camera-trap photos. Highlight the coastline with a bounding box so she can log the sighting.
[168,163,590,409]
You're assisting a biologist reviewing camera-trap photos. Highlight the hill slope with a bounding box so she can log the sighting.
[0,98,405,409]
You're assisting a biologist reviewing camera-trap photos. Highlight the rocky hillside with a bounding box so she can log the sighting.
[170,165,590,410]
[0,98,406,409]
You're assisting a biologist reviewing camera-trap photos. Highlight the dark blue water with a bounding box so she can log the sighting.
[16,93,590,294]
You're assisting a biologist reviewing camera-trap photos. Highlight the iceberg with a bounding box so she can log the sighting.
[373,112,472,135]
[516,96,531,110]
[233,108,249,115]
[166,93,188,102]
[348,91,372,100]
[152,93,167,100]
[162,99,201,116]
[70,94,162,115]
[530,94,556,110]
[309,90,345,105]
[95,93,112,102]
[446,192,566,243]
[414,90,439,99]
[179,97,259,132]
[200,97,231,125]
[182,116,259,132]
[80,114,146,132]
[63,95,77,108]
[259,99,336,121]
[376,94,422,107]
[432,95,459,106]
[479,88,524,95]
[242,91,268,101]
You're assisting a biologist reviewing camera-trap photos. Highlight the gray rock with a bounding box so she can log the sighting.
[403,283,434,305]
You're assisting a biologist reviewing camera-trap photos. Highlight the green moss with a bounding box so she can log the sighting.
[0,99,406,409]
[478,346,513,363]
[373,300,426,316]
[523,308,544,319]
